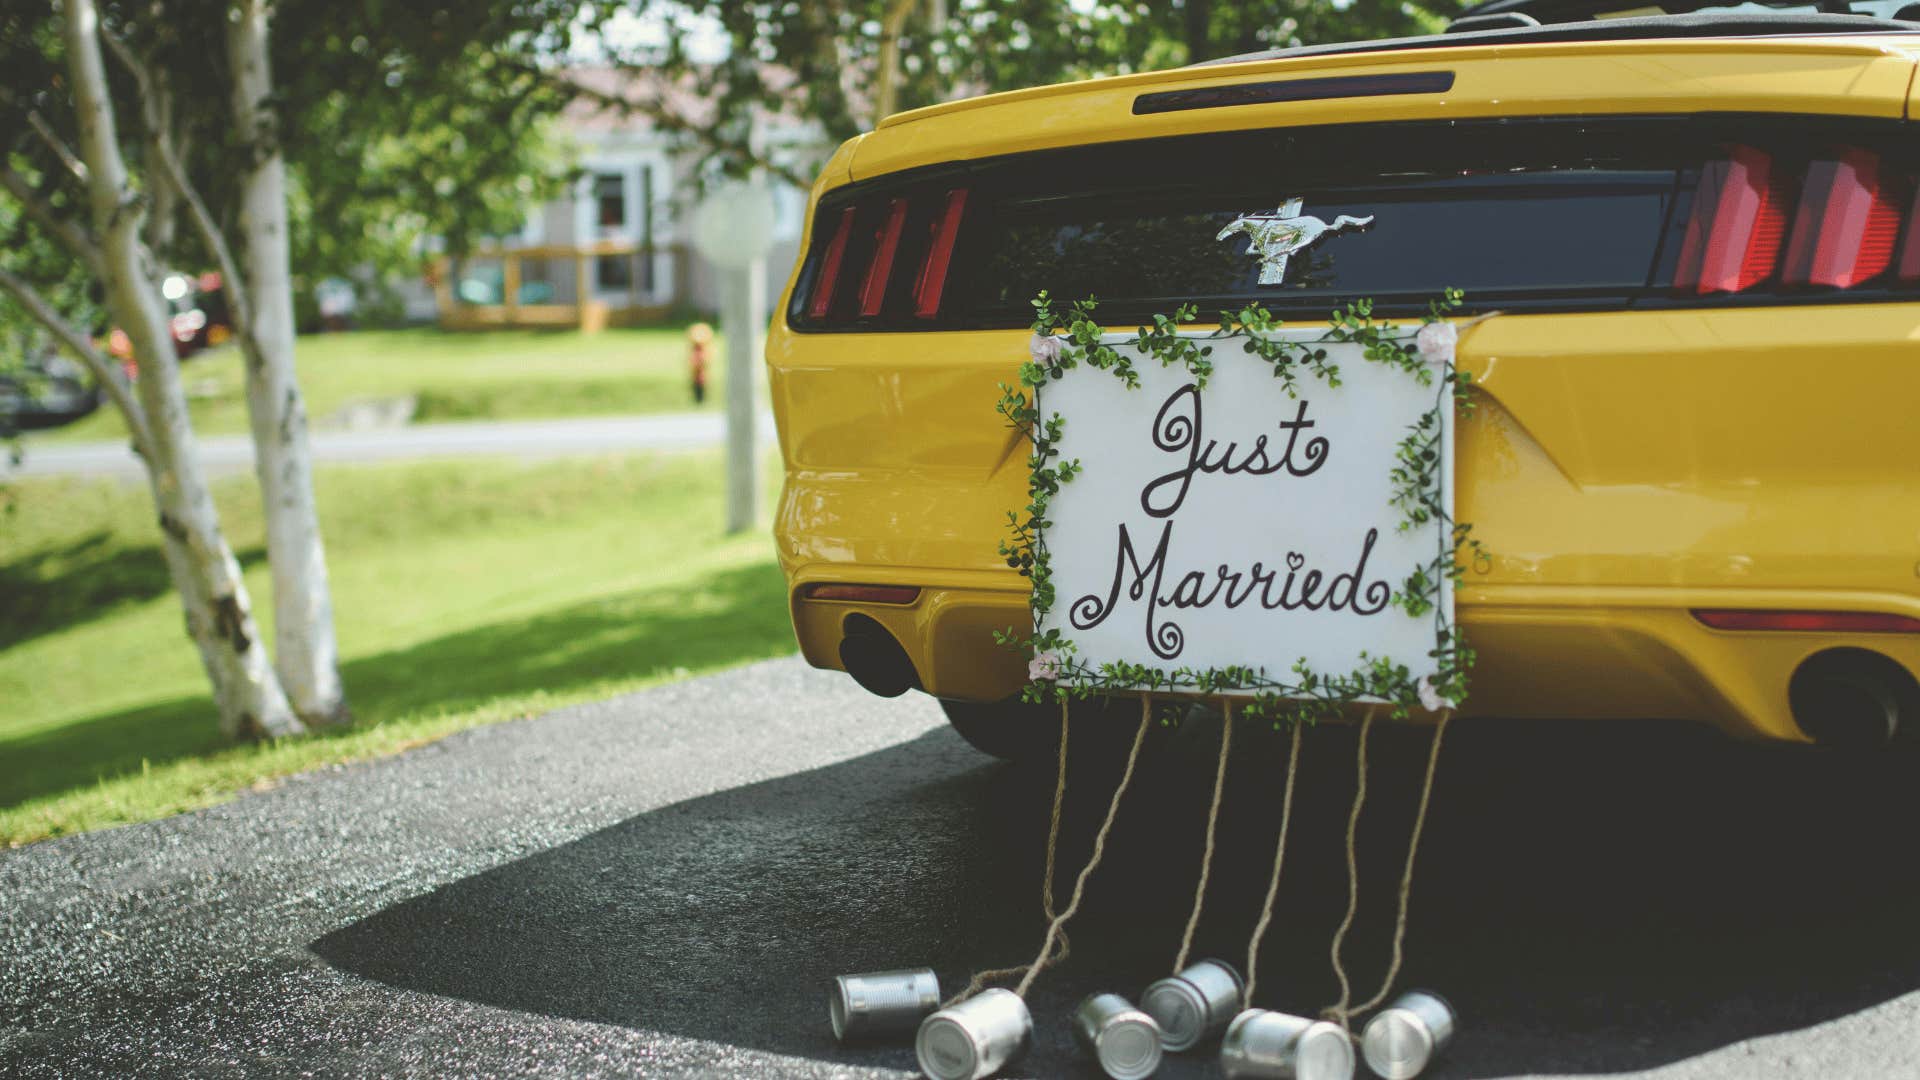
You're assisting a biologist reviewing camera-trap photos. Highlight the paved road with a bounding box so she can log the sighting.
[4,657,1918,1078]
[3,411,778,479]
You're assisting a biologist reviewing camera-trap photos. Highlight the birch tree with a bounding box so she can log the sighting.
[94,1,347,726]
[2,0,305,738]
[223,0,345,724]
[4,0,603,739]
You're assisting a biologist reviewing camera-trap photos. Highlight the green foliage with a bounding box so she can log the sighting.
[1094,0,1462,67]
[641,0,1117,164]
[1004,289,1478,727]
[266,0,586,279]
[0,9,102,363]
[1,0,589,349]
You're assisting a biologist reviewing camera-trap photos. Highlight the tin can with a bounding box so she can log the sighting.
[830,968,942,1043]
[1360,990,1455,1080]
[916,987,1033,1080]
[1072,993,1164,1080]
[1141,958,1245,1051]
[1219,1009,1354,1080]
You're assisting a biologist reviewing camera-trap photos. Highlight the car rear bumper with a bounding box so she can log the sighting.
[787,568,1920,742]
[771,304,1920,743]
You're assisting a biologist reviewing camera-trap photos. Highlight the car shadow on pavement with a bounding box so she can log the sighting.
[314,714,1920,1078]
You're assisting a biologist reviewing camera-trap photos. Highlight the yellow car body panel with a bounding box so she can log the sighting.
[851,38,1920,182]
[769,33,1920,742]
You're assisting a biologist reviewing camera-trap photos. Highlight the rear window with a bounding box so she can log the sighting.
[965,171,1671,315]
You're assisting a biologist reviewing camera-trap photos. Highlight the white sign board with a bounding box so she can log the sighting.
[1037,332,1452,692]
[690,180,778,271]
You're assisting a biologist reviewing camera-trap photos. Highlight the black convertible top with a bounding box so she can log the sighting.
[1199,10,1920,66]
[1457,0,1909,22]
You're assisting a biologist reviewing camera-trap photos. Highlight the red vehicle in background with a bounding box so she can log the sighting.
[105,271,233,369]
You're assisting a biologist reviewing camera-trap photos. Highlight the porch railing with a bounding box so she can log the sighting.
[431,241,682,332]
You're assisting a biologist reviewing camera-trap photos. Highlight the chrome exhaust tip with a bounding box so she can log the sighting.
[839,613,920,699]
[1788,649,1913,750]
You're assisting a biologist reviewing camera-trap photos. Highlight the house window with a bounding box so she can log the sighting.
[594,171,631,291]
[595,172,626,228]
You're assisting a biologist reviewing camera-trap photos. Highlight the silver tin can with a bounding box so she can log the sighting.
[1141,958,1245,1051]
[1360,990,1455,1080]
[1072,993,1165,1080]
[916,987,1033,1080]
[1219,1009,1354,1080]
[830,968,941,1043]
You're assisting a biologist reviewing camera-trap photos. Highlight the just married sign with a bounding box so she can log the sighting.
[1032,328,1455,696]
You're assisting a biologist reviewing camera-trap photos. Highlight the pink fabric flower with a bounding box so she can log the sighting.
[1415,321,1458,367]
[1417,675,1453,712]
[1028,649,1062,682]
[1029,333,1063,366]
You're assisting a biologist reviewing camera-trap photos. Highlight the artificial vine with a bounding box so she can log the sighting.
[994,289,1483,729]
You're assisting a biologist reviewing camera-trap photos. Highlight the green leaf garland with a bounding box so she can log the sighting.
[996,289,1482,729]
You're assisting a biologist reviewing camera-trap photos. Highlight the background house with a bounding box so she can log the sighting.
[422,68,828,330]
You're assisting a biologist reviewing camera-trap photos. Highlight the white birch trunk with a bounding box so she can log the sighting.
[62,0,304,739]
[225,0,348,726]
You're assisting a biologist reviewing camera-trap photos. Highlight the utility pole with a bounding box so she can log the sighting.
[690,180,777,534]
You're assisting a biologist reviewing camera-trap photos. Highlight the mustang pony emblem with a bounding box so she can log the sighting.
[1216,198,1375,285]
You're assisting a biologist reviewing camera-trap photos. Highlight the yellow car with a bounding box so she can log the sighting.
[769,1,1920,758]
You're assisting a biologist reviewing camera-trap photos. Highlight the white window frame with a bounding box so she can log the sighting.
[574,145,675,306]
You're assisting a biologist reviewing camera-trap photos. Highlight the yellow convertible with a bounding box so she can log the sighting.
[769,0,1920,756]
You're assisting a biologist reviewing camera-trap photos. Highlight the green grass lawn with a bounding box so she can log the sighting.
[33,324,725,443]
[0,449,792,845]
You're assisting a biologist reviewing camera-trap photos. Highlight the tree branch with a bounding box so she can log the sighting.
[142,66,178,253]
[102,27,253,330]
[27,110,90,184]
[0,166,104,275]
[0,84,90,184]
[0,263,154,461]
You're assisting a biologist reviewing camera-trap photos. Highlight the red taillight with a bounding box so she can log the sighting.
[857,197,910,317]
[803,583,921,605]
[1694,609,1920,634]
[1781,147,1904,289]
[1901,186,1920,285]
[912,188,970,319]
[802,187,972,325]
[805,207,856,320]
[1673,145,1791,295]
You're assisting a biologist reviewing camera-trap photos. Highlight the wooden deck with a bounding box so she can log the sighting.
[432,241,682,332]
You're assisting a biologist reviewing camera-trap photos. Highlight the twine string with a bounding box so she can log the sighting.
[1172,699,1235,974]
[1351,708,1452,1015]
[949,698,1450,1015]
[1321,707,1376,1034]
[942,963,1027,1008]
[1042,696,1071,954]
[1243,720,1304,1006]
[1012,695,1153,999]
[942,697,1076,1007]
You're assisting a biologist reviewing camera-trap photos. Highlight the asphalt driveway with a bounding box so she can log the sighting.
[3,657,1917,1077]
